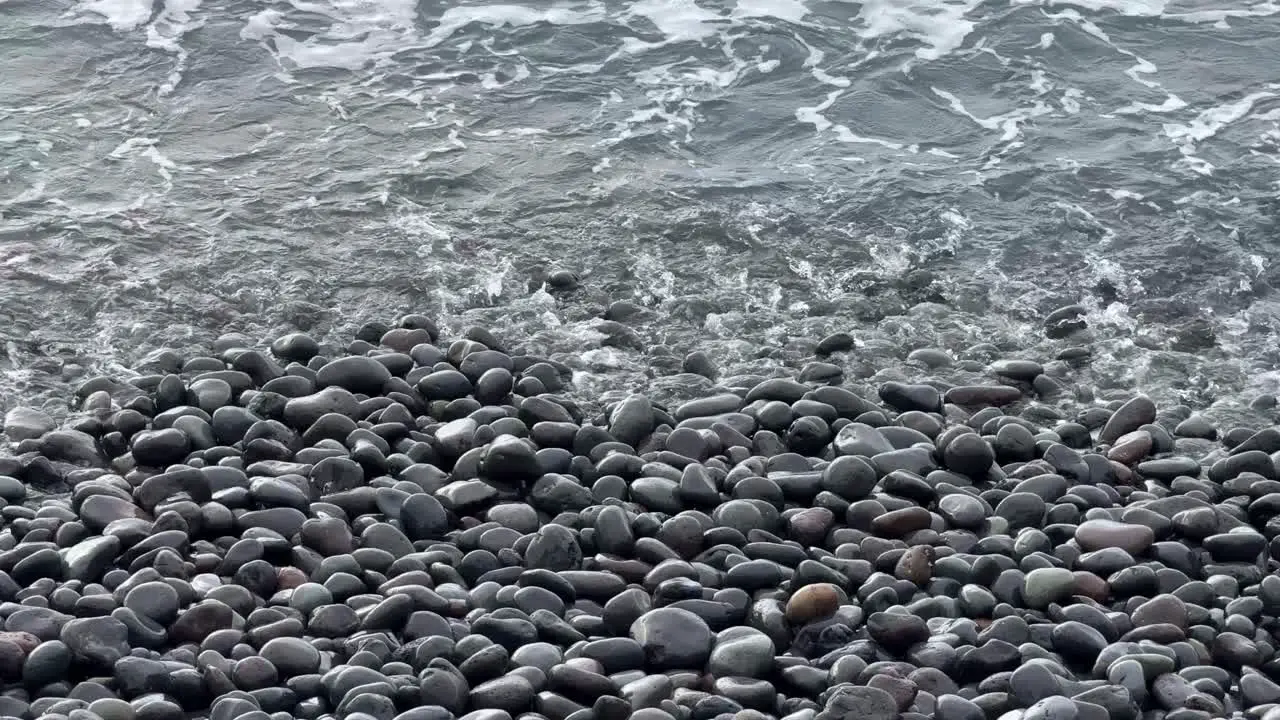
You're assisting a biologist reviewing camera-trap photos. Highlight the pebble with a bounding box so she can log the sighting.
[629,607,714,670]
[60,617,130,669]
[707,627,775,678]
[1075,519,1155,555]
[1023,568,1076,609]
[3,406,56,441]
[786,583,842,625]
[1099,395,1158,444]
[0,320,1273,720]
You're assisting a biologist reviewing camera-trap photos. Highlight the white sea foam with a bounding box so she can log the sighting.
[108,137,179,186]
[144,0,204,95]
[833,127,909,151]
[423,4,607,48]
[620,0,722,54]
[932,87,1053,143]
[732,0,808,23]
[66,0,154,31]
[1113,94,1187,115]
[253,0,419,70]
[794,34,850,87]
[144,0,201,54]
[1164,92,1276,144]
[247,1,609,71]
[795,89,841,133]
[1043,9,1164,91]
[1164,92,1276,174]
[1166,1,1280,24]
[853,0,982,61]
[1011,0,1167,15]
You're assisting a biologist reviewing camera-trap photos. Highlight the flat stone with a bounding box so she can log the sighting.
[1076,520,1154,556]
[1107,431,1152,465]
[3,407,56,441]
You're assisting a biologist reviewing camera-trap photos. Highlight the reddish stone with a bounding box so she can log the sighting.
[0,631,39,655]
[786,583,843,625]
[1073,571,1110,602]
[276,566,308,590]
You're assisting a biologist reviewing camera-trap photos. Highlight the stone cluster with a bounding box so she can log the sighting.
[0,316,1276,720]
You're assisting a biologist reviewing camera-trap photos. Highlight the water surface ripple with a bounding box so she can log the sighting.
[2,0,1279,423]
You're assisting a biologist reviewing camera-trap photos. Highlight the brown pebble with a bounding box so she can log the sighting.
[276,566,308,590]
[0,631,40,655]
[1072,571,1110,602]
[1107,430,1153,465]
[871,507,933,538]
[788,507,835,547]
[894,546,935,587]
[1109,460,1135,484]
[786,582,843,625]
[868,673,918,711]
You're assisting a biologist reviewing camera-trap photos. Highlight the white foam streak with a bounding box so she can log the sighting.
[795,89,842,133]
[144,0,204,95]
[108,138,179,187]
[732,0,808,23]
[932,87,1052,143]
[1164,92,1277,143]
[1113,94,1187,115]
[1166,1,1280,24]
[623,0,721,51]
[242,0,419,70]
[1162,91,1276,175]
[424,4,607,48]
[855,0,981,61]
[67,0,154,31]
[794,34,850,87]
[834,127,906,150]
[795,91,913,151]
[144,0,200,54]
[1012,0,1167,14]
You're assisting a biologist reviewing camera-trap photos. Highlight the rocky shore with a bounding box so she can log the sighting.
[0,313,1277,720]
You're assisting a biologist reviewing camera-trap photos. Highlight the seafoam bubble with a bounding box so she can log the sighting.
[1010,0,1168,15]
[731,0,809,23]
[144,0,205,95]
[622,0,723,52]
[1162,91,1277,174]
[423,3,609,49]
[65,0,155,31]
[241,0,421,71]
[851,0,982,61]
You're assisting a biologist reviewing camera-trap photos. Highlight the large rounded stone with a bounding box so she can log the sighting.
[260,637,321,677]
[707,627,775,679]
[786,583,842,625]
[60,617,130,669]
[1075,519,1154,556]
[1023,568,1075,609]
[316,356,392,394]
[629,607,713,671]
[130,429,191,466]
